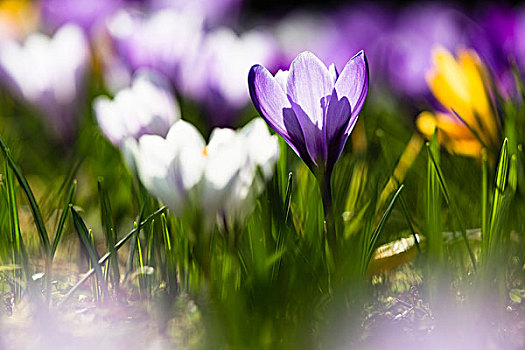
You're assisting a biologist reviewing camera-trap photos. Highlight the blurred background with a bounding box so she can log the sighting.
[1,0,525,348]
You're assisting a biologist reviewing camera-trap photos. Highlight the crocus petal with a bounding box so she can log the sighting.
[285,51,336,166]
[286,51,334,129]
[112,89,147,137]
[206,128,237,154]
[240,118,280,179]
[248,64,309,163]
[334,50,369,133]
[206,133,245,190]
[325,50,369,165]
[274,69,289,93]
[131,71,179,136]
[170,145,206,212]
[324,90,352,166]
[328,63,338,85]
[94,96,126,145]
[135,134,181,210]
[165,119,206,153]
[93,70,180,147]
[202,133,245,217]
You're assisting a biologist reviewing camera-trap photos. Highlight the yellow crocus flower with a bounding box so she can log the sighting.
[417,47,500,157]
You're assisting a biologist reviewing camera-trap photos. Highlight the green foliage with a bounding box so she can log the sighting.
[0,73,524,349]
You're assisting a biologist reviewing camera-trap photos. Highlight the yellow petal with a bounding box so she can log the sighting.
[416,111,438,137]
[458,48,498,143]
[448,138,483,157]
[427,68,476,128]
[430,47,470,104]
[434,112,472,139]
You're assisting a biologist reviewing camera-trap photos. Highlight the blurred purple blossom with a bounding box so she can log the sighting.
[149,0,244,28]
[273,11,341,70]
[330,5,392,77]
[476,5,525,64]
[384,3,470,97]
[41,0,123,35]
[107,8,204,84]
[471,4,525,98]
[180,27,280,127]
[0,24,90,140]
[273,6,390,77]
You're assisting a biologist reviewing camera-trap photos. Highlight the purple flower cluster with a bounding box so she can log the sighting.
[273,3,525,99]
[1,0,525,142]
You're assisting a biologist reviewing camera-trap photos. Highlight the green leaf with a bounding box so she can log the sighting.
[97,178,120,288]
[485,138,510,258]
[70,205,107,297]
[509,288,524,304]
[365,184,404,269]
[60,206,166,306]
[283,172,293,224]
[51,180,76,258]
[5,163,30,298]
[0,137,50,256]
[426,141,477,269]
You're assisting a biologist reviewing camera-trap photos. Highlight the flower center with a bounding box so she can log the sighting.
[202,146,208,157]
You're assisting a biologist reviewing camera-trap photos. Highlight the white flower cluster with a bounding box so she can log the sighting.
[94,70,180,146]
[129,118,280,227]
[0,24,89,137]
[94,75,280,227]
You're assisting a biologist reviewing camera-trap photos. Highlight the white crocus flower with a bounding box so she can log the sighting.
[0,24,89,139]
[221,118,281,223]
[132,118,280,227]
[93,70,180,170]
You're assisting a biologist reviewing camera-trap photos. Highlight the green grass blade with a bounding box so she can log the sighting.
[5,163,30,298]
[426,142,477,269]
[487,138,509,253]
[284,172,293,224]
[70,205,108,297]
[59,206,166,306]
[399,192,421,253]
[365,184,404,270]
[161,213,178,294]
[97,178,120,289]
[481,150,488,245]
[0,137,50,256]
[426,136,443,265]
[125,205,145,283]
[51,180,77,259]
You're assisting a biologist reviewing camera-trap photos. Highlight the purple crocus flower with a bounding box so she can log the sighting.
[248,50,368,258]
[248,50,368,177]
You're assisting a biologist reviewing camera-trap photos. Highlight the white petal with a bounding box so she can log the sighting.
[135,134,177,205]
[166,120,206,152]
[274,69,289,93]
[241,118,280,180]
[93,96,126,145]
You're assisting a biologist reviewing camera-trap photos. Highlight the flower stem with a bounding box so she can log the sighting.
[318,173,337,263]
